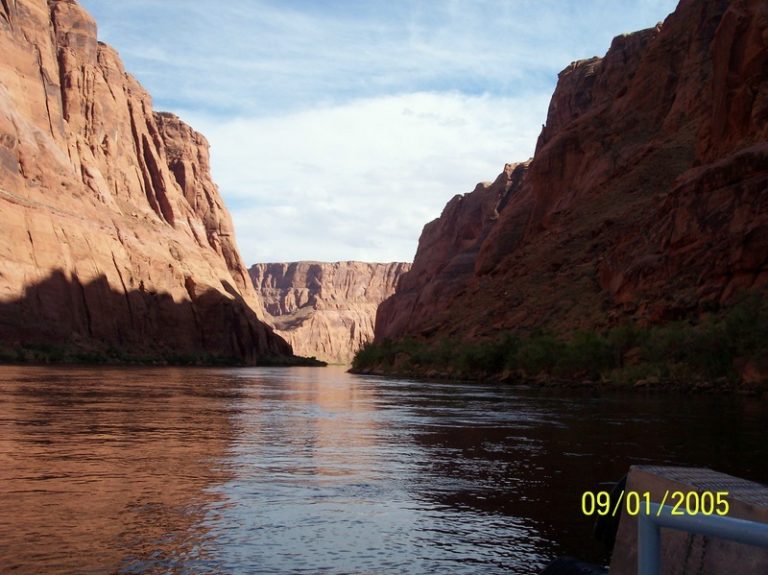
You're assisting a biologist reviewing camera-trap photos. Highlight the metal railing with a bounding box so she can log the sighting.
[638,502,768,575]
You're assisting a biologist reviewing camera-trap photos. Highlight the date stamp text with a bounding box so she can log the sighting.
[581,490,730,517]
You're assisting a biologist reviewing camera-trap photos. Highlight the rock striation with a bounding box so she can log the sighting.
[376,0,768,345]
[376,163,528,340]
[251,262,411,364]
[0,0,289,362]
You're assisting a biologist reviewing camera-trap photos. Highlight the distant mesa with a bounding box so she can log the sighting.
[250,261,411,365]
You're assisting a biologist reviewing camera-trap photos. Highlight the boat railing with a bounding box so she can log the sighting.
[638,502,768,575]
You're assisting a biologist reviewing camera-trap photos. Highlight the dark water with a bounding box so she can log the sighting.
[0,366,766,574]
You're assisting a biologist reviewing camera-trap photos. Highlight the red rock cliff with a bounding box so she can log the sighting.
[0,0,290,362]
[376,0,768,342]
[376,163,527,340]
[251,262,410,364]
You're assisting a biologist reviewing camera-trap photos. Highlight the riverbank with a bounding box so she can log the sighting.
[0,343,327,368]
[350,365,764,394]
[352,294,768,393]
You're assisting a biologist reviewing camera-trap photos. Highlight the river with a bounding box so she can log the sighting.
[0,365,765,574]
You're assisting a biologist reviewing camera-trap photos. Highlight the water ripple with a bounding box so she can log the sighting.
[0,365,766,574]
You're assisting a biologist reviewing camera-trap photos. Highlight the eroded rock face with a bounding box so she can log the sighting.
[376,163,528,340]
[376,0,768,342]
[250,262,411,364]
[0,0,289,361]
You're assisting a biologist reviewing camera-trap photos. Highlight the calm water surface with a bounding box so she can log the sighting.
[0,366,766,574]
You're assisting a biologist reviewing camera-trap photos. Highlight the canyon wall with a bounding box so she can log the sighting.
[376,163,528,340]
[0,0,290,362]
[251,262,410,364]
[376,0,768,343]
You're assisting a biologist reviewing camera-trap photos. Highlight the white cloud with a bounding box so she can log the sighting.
[81,0,678,117]
[78,0,681,264]
[183,91,550,264]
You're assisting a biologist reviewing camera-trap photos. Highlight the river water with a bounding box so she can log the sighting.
[0,366,765,574]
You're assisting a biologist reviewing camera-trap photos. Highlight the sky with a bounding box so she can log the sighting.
[78,0,679,264]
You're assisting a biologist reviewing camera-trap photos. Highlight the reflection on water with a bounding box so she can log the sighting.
[0,366,766,574]
[0,367,237,574]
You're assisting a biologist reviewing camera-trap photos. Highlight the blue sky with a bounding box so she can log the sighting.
[78,0,679,264]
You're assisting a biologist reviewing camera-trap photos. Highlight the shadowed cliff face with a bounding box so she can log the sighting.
[0,0,287,361]
[250,262,411,364]
[375,0,768,343]
[0,270,289,362]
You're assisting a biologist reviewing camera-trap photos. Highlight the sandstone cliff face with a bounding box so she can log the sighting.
[251,262,410,364]
[0,0,289,362]
[376,163,527,340]
[376,0,768,342]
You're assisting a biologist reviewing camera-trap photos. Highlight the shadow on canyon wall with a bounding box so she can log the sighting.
[0,269,294,365]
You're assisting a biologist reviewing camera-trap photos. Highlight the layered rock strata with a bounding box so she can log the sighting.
[251,262,410,364]
[0,0,289,362]
[376,0,768,344]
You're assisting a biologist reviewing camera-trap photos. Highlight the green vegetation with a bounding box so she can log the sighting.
[0,343,326,368]
[352,293,768,388]
[257,355,328,367]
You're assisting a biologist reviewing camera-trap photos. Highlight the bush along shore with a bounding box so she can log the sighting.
[0,343,326,368]
[351,294,768,392]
